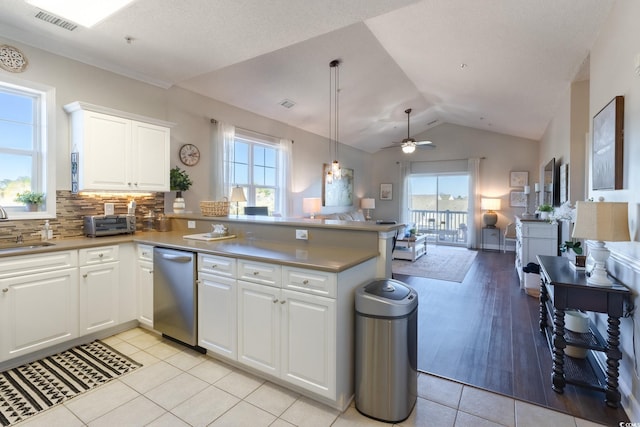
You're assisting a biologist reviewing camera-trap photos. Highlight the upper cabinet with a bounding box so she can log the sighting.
[64,102,174,192]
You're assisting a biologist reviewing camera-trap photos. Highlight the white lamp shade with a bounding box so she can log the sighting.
[481,198,501,211]
[230,186,246,202]
[572,201,630,241]
[361,198,375,209]
[302,197,321,214]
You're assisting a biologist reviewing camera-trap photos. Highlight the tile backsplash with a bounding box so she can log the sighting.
[0,191,164,243]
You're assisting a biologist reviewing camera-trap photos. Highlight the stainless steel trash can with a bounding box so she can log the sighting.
[355,278,418,423]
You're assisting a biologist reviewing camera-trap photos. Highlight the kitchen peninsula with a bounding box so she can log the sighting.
[0,215,402,410]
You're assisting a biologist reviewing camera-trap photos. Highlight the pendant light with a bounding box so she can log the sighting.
[327,59,341,184]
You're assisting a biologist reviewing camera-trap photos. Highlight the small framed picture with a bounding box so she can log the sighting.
[510,190,527,207]
[380,183,393,200]
[510,171,528,187]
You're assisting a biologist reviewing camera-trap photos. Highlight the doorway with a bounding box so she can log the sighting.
[407,174,470,246]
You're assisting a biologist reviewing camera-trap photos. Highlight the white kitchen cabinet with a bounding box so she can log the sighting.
[515,216,558,288]
[198,254,237,358]
[237,280,280,374]
[281,289,336,399]
[78,246,119,335]
[136,244,154,327]
[0,251,79,362]
[64,101,173,192]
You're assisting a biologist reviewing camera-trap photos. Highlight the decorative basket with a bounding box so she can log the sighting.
[200,198,230,216]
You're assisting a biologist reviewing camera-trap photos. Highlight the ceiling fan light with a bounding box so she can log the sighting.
[402,143,416,154]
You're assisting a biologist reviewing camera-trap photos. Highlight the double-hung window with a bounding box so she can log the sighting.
[229,130,281,215]
[0,77,55,219]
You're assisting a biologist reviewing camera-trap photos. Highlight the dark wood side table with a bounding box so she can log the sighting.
[537,255,632,408]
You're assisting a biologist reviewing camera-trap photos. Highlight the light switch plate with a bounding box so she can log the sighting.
[296,229,308,240]
[187,220,196,229]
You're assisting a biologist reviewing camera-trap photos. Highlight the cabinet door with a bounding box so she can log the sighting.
[137,259,154,327]
[237,280,280,375]
[198,272,236,359]
[79,262,119,335]
[0,269,79,361]
[81,111,132,191]
[131,121,170,192]
[281,290,336,399]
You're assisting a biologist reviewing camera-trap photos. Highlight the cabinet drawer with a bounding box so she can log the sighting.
[238,259,281,287]
[137,244,154,261]
[198,253,236,278]
[283,267,336,298]
[0,251,78,279]
[79,245,119,265]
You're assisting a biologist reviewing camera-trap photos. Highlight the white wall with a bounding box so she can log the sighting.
[372,123,539,231]
[0,36,371,218]
[587,0,640,419]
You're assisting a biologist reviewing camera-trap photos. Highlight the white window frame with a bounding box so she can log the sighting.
[0,76,56,220]
[228,129,281,214]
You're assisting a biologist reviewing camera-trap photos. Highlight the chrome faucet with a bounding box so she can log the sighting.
[16,232,23,244]
[0,205,7,220]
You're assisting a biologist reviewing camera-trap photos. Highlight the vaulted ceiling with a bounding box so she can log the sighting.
[0,0,614,152]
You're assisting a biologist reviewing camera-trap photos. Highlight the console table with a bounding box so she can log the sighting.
[537,255,632,408]
[393,234,427,261]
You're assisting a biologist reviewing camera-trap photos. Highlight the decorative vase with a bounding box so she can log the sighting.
[539,212,549,220]
[173,191,186,214]
[25,203,39,212]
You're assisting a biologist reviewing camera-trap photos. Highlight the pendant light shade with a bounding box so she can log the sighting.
[327,59,341,182]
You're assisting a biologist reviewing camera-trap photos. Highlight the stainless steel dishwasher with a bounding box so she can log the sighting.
[153,247,199,348]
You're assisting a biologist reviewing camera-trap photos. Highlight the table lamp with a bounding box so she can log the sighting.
[361,198,375,220]
[230,186,246,216]
[571,200,629,286]
[302,197,321,219]
[481,198,501,228]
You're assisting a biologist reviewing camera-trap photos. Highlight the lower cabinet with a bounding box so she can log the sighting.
[0,252,79,362]
[198,272,237,359]
[236,279,337,399]
[79,246,119,335]
[136,244,154,327]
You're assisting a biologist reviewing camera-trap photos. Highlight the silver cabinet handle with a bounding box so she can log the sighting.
[253,271,260,275]
[272,298,278,303]
[302,280,309,285]
[98,253,104,258]
[280,300,286,304]
[149,270,153,274]
[2,288,8,293]
[83,274,88,278]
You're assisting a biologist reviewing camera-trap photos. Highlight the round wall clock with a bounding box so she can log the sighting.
[179,143,200,166]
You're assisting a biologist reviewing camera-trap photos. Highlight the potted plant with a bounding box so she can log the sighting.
[169,166,192,214]
[537,203,553,220]
[15,191,45,211]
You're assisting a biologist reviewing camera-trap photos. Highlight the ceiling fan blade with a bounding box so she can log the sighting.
[417,143,436,149]
[415,140,433,146]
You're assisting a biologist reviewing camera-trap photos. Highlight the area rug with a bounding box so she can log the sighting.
[0,340,142,427]
[392,245,478,282]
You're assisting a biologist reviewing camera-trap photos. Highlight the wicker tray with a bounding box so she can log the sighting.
[200,199,229,216]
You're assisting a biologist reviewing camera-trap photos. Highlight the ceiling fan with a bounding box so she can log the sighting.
[383,108,435,153]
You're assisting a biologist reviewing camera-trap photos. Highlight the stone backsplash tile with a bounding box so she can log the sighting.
[0,191,164,243]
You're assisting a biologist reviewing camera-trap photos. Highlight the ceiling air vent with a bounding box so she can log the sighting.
[35,11,77,31]
[279,99,296,109]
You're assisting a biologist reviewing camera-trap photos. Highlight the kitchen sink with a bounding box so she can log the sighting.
[0,241,56,253]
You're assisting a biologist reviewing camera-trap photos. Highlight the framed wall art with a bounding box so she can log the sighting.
[510,171,528,187]
[592,95,624,190]
[322,164,353,207]
[380,183,393,200]
[510,190,527,207]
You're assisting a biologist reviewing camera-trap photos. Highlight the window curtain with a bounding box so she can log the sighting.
[467,158,481,249]
[399,161,411,226]
[277,138,292,217]
[211,121,235,200]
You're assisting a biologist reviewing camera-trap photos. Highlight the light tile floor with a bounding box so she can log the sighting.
[16,328,606,427]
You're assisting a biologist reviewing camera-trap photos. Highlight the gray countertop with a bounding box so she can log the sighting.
[0,231,378,273]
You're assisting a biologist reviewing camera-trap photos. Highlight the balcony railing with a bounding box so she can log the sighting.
[408,209,468,244]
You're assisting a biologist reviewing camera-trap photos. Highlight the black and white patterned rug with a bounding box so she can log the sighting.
[0,340,142,426]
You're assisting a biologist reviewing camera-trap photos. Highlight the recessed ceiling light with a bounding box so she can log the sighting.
[26,0,135,27]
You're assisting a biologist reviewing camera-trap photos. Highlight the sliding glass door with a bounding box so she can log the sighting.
[408,174,470,246]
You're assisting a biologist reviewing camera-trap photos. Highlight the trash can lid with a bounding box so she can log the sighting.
[355,279,418,317]
[364,279,410,300]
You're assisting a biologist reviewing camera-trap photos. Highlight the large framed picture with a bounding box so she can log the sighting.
[592,95,624,190]
[380,183,392,200]
[510,171,528,187]
[322,164,353,207]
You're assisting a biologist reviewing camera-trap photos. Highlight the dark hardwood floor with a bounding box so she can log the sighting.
[394,248,629,426]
